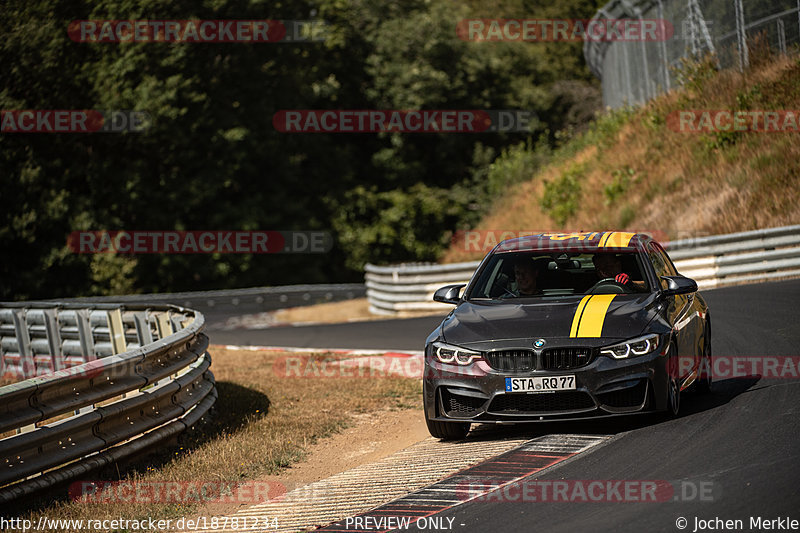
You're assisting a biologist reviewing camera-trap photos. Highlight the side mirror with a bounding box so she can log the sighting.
[660,275,698,296]
[433,284,465,305]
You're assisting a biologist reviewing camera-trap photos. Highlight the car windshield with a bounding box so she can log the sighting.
[467,251,651,299]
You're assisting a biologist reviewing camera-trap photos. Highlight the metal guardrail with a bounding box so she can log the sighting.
[365,225,800,314]
[0,303,216,502]
[52,284,366,314]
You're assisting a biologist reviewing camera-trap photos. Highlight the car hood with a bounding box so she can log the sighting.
[440,293,661,350]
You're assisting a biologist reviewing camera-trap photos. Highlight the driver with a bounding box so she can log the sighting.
[592,253,646,291]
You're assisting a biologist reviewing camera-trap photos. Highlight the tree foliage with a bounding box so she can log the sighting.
[1,0,601,299]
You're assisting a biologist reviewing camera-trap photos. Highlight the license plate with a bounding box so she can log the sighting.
[505,375,576,393]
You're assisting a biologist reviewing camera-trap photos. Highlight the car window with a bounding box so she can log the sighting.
[655,243,679,276]
[467,251,648,299]
[470,257,506,299]
[647,243,675,290]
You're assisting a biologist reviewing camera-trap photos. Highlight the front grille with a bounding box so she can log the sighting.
[597,380,648,408]
[484,347,594,372]
[484,350,536,372]
[488,391,595,413]
[441,389,486,416]
[541,347,594,370]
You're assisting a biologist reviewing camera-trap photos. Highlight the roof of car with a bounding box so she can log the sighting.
[494,231,656,253]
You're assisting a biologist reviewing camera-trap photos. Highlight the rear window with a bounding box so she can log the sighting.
[467,251,651,299]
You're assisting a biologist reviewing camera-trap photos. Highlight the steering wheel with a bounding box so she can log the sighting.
[491,279,518,298]
[587,277,629,295]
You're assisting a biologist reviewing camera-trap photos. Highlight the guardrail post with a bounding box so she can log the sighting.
[70,309,99,416]
[42,309,64,372]
[171,314,187,333]
[133,311,154,345]
[106,308,130,399]
[153,311,176,384]
[107,308,127,355]
[75,309,96,362]
[154,312,174,340]
[12,309,34,379]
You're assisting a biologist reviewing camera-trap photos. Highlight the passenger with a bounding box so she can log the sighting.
[508,256,547,297]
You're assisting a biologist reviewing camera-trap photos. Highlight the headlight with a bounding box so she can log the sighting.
[600,334,660,359]
[431,341,482,366]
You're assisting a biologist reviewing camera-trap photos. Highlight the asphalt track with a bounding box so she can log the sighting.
[207,313,443,351]
[209,279,800,532]
[207,278,800,354]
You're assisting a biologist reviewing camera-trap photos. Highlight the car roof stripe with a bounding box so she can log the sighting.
[601,232,635,248]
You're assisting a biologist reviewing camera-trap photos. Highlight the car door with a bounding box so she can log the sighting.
[647,243,695,383]
[662,244,706,376]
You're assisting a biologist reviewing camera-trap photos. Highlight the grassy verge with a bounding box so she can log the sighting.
[272,297,448,323]
[11,348,421,530]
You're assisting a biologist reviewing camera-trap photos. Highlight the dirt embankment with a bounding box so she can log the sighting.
[442,54,800,264]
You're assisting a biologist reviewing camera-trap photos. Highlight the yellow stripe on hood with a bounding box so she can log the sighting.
[569,295,592,338]
[570,294,617,338]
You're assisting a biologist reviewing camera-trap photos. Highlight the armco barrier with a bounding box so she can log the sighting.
[365,225,800,314]
[0,303,216,502]
[52,283,366,314]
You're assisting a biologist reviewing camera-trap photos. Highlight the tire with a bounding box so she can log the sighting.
[696,321,713,394]
[425,417,470,440]
[665,342,681,418]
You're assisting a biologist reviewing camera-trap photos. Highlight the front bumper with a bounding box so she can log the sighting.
[423,346,670,424]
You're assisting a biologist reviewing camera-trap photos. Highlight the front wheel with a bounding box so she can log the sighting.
[425,417,470,440]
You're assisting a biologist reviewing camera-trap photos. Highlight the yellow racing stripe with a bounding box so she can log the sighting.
[570,295,592,338]
[601,232,635,248]
[575,294,616,337]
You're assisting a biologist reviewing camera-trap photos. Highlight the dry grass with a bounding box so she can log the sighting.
[442,53,800,263]
[12,348,421,531]
[273,298,449,323]
[273,298,375,323]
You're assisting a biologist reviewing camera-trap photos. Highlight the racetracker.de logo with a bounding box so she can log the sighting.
[69,480,285,504]
[452,230,671,253]
[455,479,716,502]
[273,353,487,380]
[274,354,423,379]
[1,110,150,133]
[68,20,327,43]
[667,110,800,133]
[457,19,673,42]
[674,356,800,380]
[273,110,536,133]
[67,231,332,254]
